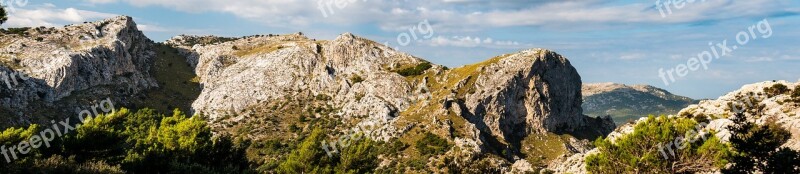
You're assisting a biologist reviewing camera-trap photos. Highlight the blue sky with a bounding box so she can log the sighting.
[3,0,800,99]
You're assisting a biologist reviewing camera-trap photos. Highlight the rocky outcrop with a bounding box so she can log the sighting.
[458,49,614,142]
[168,31,615,172]
[582,83,697,125]
[678,81,800,150]
[167,33,423,124]
[0,16,157,127]
[550,80,800,173]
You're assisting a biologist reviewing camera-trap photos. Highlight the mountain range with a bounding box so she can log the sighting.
[581,83,699,125]
[1,16,798,173]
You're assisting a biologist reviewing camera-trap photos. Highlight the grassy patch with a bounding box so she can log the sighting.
[395,62,432,77]
[234,43,284,57]
[521,133,569,168]
[131,43,201,114]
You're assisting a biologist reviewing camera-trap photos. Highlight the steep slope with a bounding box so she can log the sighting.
[0,16,157,128]
[166,33,615,172]
[582,83,697,125]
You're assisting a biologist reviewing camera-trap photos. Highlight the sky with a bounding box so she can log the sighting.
[3,0,799,99]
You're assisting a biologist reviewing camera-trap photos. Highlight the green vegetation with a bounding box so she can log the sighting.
[792,85,800,98]
[585,115,730,173]
[132,43,201,114]
[0,28,30,35]
[180,36,236,46]
[415,132,451,155]
[0,6,6,25]
[350,74,364,84]
[764,83,789,97]
[395,62,432,76]
[723,112,800,173]
[234,44,284,57]
[0,108,251,173]
[521,133,570,168]
[275,127,380,173]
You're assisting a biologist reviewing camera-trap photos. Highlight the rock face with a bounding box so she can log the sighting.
[0,16,157,127]
[460,50,608,140]
[168,33,615,172]
[678,81,800,150]
[582,83,697,125]
[167,33,423,124]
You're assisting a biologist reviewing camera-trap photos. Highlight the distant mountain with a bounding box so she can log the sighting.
[581,83,698,125]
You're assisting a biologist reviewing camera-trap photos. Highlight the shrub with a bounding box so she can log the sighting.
[764,83,789,97]
[792,85,800,98]
[1,27,30,35]
[415,132,451,156]
[315,94,331,101]
[350,74,364,84]
[396,62,432,77]
[0,108,252,174]
[723,112,800,173]
[585,115,730,173]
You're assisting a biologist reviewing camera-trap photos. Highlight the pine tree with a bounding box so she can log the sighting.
[724,112,800,173]
[0,6,7,25]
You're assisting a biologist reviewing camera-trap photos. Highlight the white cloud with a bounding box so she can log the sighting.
[5,5,118,28]
[137,24,169,32]
[619,53,646,60]
[426,35,522,48]
[76,0,794,34]
[746,57,774,62]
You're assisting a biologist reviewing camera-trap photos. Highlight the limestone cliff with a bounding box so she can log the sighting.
[0,16,157,127]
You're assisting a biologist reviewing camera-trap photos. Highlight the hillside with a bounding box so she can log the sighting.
[582,83,698,125]
[0,16,615,173]
[553,80,800,173]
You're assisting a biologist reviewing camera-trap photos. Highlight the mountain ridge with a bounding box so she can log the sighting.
[0,16,618,172]
[582,82,698,125]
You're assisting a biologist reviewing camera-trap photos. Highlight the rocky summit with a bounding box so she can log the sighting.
[0,16,157,128]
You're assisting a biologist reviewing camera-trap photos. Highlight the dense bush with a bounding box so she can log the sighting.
[350,74,364,84]
[276,127,380,173]
[585,115,730,173]
[396,62,432,76]
[764,83,789,97]
[0,6,6,25]
[415,132,451,156]
[723,112,800,173]
[0,108,252,173]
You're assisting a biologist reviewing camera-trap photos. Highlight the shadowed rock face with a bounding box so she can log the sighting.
[462,50,607,141]
[0,16,157,127]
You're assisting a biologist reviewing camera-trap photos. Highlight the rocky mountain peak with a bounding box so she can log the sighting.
[0,15,156,127]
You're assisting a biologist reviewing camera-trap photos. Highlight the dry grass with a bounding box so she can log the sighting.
[234,43,284,57]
